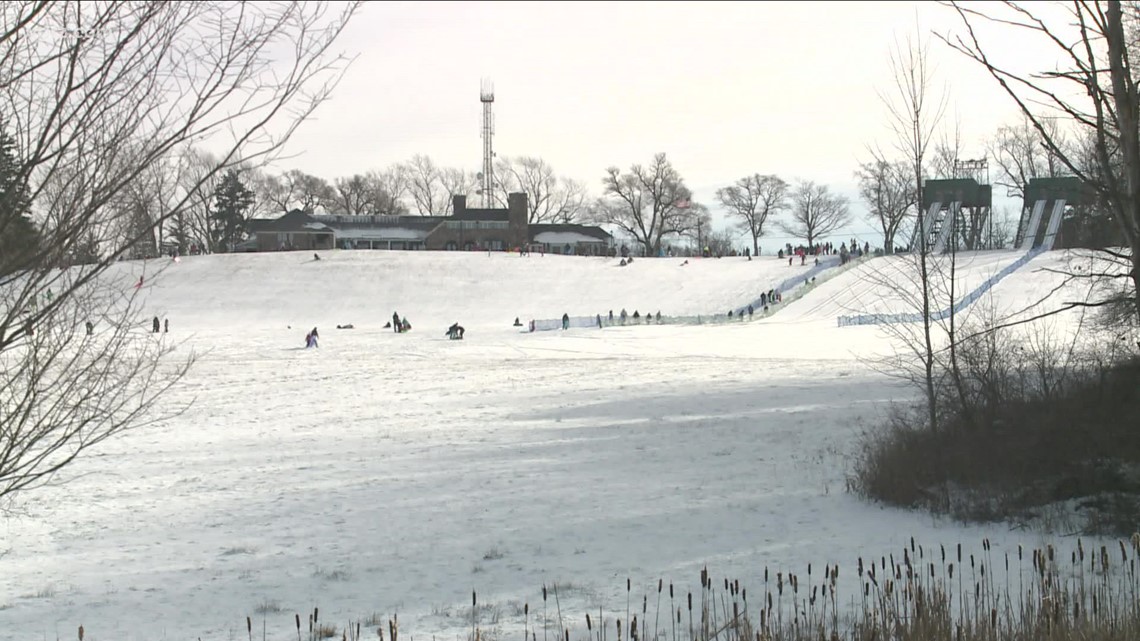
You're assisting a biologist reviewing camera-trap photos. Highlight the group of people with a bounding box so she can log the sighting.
[386,311,411,333]
[594,309,663,328]
[301,312,467,347]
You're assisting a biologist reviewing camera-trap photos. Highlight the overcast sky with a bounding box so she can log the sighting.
[269,0,1067,247]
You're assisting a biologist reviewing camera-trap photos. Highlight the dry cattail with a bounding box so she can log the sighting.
[78,626,84,641]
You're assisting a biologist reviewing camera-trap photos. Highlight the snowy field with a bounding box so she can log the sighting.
[0,249,1111,641]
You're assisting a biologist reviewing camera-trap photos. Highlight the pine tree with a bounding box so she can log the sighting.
[210,169,254,252]
[167,210,191,255]
[0,124,40,276]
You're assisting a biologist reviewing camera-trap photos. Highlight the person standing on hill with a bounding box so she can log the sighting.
[561,313,570,330]
[392,311,400,333]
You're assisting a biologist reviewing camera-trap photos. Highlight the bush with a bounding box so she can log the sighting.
[853,316,1140,535]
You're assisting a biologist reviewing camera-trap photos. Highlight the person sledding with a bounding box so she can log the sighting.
[399,317,411,332]
[445,322,465,340]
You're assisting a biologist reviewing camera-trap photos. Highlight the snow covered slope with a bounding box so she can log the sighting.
[114,251,823,331]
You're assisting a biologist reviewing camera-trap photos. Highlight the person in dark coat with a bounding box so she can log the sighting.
[561,313,570,330]
[446,322,465,339]
[392,311,400,333]
[152,316,160,333]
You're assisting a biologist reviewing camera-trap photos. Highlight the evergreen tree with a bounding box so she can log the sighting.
[168,210,191,255]
[0,124,40,276]
[210,169,254,252]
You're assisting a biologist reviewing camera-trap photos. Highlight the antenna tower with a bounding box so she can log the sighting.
[480,78,495,208]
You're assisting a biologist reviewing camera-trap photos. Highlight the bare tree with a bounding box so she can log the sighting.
[438,166,477,215]
[495,156,588,223]
[330,171,406,216]
[332,174,374,216]
[404,154,445,216]
[715,174,788,256]
[172,147,223,251]
[779,181,851,247]
[943,0,1140,324]
[989,116,1066,201]
[857,154,914,253]
[368,166,408,216]
[0,1,360,505]
[877,21,949,432]
[681,202,712,251]
[261,169,336,215]
[592,153,696,256]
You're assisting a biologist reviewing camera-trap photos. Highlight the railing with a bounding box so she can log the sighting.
[524,253,853,332]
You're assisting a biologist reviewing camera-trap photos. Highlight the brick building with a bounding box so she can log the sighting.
[248,192,612,255]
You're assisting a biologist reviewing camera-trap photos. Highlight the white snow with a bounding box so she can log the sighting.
[0,248,1121,641]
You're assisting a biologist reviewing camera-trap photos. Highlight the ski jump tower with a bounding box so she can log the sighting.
[1014,177,1086,251]
[911,178,993,253]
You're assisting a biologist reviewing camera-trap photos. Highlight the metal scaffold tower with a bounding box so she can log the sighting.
[479,78,495,208]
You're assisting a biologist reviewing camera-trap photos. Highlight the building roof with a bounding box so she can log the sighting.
[251,210,332,234]
[530,223,612,243]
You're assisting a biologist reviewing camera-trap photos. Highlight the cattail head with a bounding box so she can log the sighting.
[247,616,252,633]
[586,613,592,631]
[78,626,84,641]
[543,585,548,602]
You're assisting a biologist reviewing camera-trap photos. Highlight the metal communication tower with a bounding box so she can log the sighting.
[479,78,495,208]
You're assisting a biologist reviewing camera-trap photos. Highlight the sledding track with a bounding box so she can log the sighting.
[763,250,1033,325]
